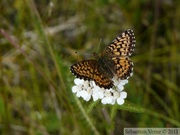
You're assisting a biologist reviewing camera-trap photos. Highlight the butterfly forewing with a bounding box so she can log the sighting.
[104,29,135,57]
[70,60,113,89]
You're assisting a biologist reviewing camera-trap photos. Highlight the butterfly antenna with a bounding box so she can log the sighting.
[95,36,103,53]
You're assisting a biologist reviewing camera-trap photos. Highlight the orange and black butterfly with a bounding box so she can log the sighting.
[70,29,136,89]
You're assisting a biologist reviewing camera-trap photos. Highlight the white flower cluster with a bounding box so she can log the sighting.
[72,78,128,105]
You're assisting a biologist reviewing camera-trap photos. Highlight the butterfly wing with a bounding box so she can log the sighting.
[104,29,135,57]
[111,57,133,79]
[70,60,113,89]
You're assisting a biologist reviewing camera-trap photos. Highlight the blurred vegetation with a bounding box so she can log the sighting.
[1,0,180,135]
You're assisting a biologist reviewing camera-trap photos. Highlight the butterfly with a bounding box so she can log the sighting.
[70,29,135,89]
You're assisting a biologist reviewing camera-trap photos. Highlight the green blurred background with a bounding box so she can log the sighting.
[1,0,180,135]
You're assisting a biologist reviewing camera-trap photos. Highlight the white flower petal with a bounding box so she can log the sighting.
[76,91,81,97]
[113,91,120,99]
[120,91,127,99]
[91,81,97,87]
[110,98,115,105]
[74,78,84,85]
[92,86,105,101]
[72,86,79,93]
[80,90,91,101]
[120,80,128,85]
[104,91,112,97]
[87,87,93,95]
[101,97,108,104]
[117,84,124,91]
[117,98,125,105]
[101,97,114,104]
[94,90,104,100]
[92,94,99,101]
[98,90,104,99]
[112,77,119,86]
[83,80,90,88]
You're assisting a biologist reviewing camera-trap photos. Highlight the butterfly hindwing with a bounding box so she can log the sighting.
[111,57,133,79]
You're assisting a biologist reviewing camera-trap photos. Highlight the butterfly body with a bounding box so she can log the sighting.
[94,52,114,79]
[70,29,135,89]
